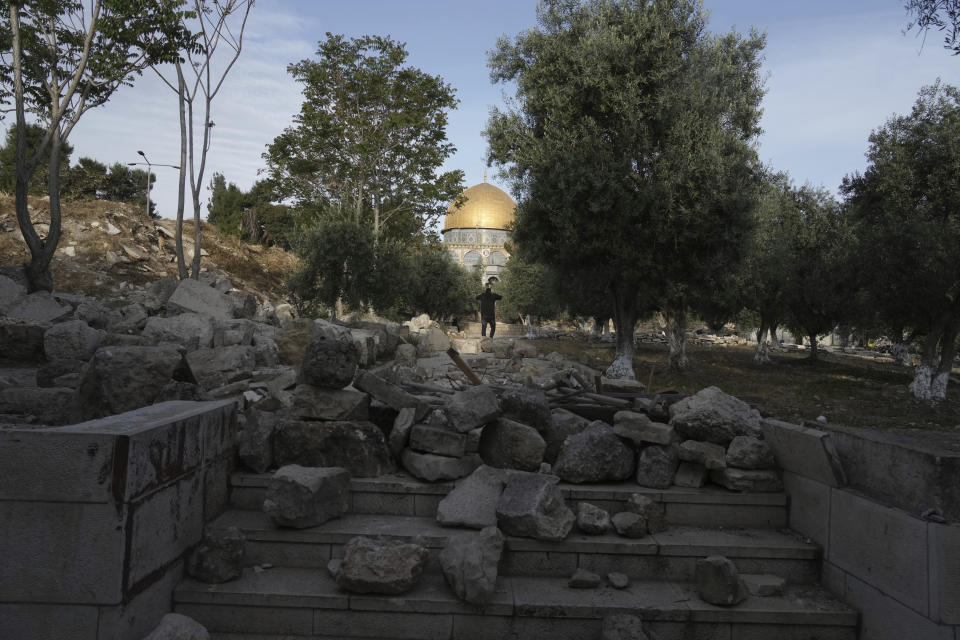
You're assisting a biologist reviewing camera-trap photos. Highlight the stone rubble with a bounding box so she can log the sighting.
[696,555,748,606]
[333,536,429,595]
[262,464,350,528]
[439,525,505,604]
[186,527,245,584]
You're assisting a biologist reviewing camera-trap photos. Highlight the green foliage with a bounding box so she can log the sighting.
[485,0,765,368]
[0,123,72,195]
[905,0,960,55]
[207,173,296,248]
[405,243,481,320]
[264,33,463,239]
[841,81,960,378]
[58,156,154,212]
[779,184,854,354]
[496,253,561,321]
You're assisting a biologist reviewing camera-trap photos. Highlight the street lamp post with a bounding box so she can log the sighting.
[128,150,179,218]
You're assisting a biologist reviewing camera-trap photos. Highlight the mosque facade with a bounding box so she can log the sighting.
[441,180,516,284]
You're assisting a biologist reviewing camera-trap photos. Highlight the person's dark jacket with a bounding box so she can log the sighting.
[477,290,501,317]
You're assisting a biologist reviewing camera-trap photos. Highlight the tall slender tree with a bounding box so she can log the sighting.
[0,0,192,291]
[152,0,253,280]
[486,0,765,377]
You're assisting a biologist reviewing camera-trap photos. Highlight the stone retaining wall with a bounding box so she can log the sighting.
[0,400,236,640]
[765,419,960,640]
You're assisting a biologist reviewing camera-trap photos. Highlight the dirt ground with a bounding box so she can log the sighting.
[535,338,960,433]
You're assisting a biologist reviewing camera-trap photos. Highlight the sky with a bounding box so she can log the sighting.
[61,0,960,222]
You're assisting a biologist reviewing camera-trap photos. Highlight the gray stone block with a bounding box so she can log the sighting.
[166,278,235,319]
[410,423,467,457]
[354,370,427,419]
[478,417,546,472]
[553,420,634,483]
[783,471,831,546]
[496,471,574,541]
[613,410,674,445]
[829,488,928,615]
[401,448,479,482]
[290,384,370,421]
[43,319,101,361]
[436,464,509,529]
[334,536,428,595]
[929,522,960,624]
[445,384,501,433]
[761,419,845,487]
[710,468,783,492]
[129,475,205,586]
[263,465,350,529]
[679,439,727,470]
[274,420,394,478]
[636,443,679,489]
[142,313,216,351]
[439,526,504,604]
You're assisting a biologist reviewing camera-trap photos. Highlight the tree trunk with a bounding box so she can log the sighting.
[665,302,689,370]
[753,318,772,364]
[808,333,819,361]
[174,63,189,280]
[605,287,637,379]
[909,319,956,403]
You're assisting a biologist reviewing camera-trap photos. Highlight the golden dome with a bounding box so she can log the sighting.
[442,182,515,232]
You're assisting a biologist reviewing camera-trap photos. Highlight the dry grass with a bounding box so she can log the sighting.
[537,338,960,432]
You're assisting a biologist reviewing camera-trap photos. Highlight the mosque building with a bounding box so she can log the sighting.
[441,177,516,284]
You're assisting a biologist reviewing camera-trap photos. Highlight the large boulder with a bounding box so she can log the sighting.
[436,465,510,529]
[185,345,256,390]
[668,386,762,445]
[439,526,505,605]
[0,318,47,362]
[635,443,680,489]
[299,334,359,389]
[3,291,71,323]
[542,408,591,464]
[274,420,394,477]
[334,536,428,595]
[0,274,26,315]
[478,418,546,472]
[262,464,351,528]
[553,421,635,483]
[725,435,776,469]
[186,527,245,583]
[141,313,216,351]
[77,345,181,419]
[166,278,235,319]
[500,386,552,432]
[495,471,574,541]
[445,385,501,433]
[42,320,101,361]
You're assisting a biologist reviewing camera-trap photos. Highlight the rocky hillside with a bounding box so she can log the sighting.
[0,193,298,304]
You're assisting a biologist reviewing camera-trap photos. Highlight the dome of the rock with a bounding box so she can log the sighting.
[442,182,515,232]
[442,180,516,284]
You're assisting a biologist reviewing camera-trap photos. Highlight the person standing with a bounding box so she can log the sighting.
[476,285,502,338]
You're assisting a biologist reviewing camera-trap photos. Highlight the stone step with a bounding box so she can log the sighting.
[230,471,788,529]
[174,567,858,640]
[208,510,821,583]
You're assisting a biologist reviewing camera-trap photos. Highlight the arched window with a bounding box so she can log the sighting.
[487,251,506,266]
[463,251,482,265]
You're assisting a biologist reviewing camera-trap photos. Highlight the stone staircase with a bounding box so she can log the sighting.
[173,472,858,640]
